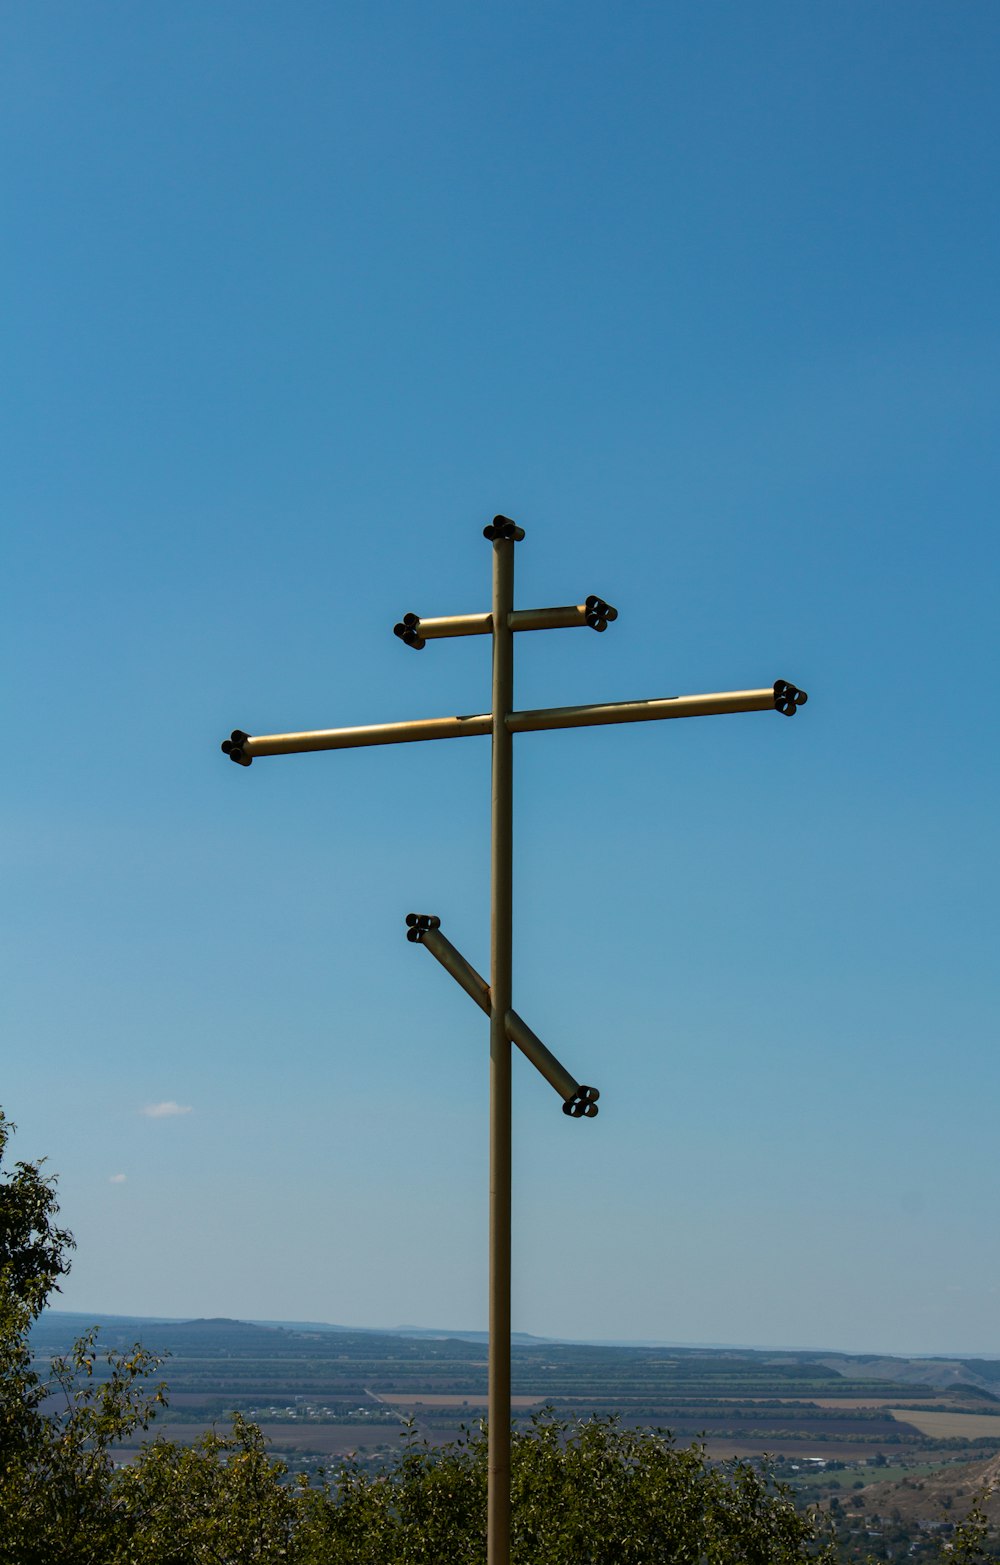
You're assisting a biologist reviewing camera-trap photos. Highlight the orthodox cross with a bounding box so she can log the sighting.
[220,517,808,1565]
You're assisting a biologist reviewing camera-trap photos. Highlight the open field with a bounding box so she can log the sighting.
[887,1407,1000,1439]
[798,1460,950,1488]
[808,1397,940,1410]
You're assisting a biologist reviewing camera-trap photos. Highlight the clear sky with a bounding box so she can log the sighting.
[2,1,998,1357]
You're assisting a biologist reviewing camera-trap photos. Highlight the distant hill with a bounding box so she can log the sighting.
[250,1320,550,1345]
[37,1312,553,1348]
[179,1317,246,1328]
[823,1353,1000,1400]
[31,1313,292,1357]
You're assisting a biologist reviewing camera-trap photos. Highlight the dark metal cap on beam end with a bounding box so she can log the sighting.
[483,515,526,543]
[585,595,618,632]
[405,912,441,943]
[562,1084,600,1119]
[773,679,809,716]
[221,730,253,766]
[393,612,426,650]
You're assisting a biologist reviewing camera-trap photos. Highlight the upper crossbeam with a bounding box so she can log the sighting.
[221,681,806,764]
[393,596,617,647]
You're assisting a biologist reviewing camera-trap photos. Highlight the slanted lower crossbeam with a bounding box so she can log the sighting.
[405,914,599,1117]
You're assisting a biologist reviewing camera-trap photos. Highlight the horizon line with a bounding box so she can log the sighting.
[39,1309,1000,1362]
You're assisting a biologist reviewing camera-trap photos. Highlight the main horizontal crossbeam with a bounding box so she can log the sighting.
[222,682,805,763]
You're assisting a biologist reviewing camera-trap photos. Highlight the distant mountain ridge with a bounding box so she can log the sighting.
[37,1313,549,1347]
[252,1320,549,1345]
[37,1312,1000,1362]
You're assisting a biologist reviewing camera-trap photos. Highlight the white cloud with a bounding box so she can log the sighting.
[141,1101,193,1118]
[109,1173,127,1184]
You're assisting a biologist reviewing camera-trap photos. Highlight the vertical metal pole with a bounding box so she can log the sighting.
[488,537,514,1565]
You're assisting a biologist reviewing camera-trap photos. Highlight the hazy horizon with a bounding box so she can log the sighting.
[40,1306,1000,1366]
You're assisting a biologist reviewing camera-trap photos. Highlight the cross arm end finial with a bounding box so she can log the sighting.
[483,516,525,542]
[773,680,808,715]
[221,730,253,765]
[393,612,426,650]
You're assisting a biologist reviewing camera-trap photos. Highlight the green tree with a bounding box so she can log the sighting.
[0,1105,75,1440]
[290,1413,839,1565]
[1,1107,76,1556]
[949,1495,1000,1564]
[112,1414,296,1563]
[0,1111,165,1564]
[0,1109,74,1318]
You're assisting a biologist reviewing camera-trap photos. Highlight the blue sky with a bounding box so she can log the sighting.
[2,1,998,1355]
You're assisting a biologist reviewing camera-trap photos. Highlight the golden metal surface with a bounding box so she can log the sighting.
[504,1009,578,1104]
[488,539,514,1565]
[404,604,600,639]
[507,688,775,733]
[234,688,776,761]
[420,927,492,1013]
[413,612,494,639]
[240,713,492,757]
[418,927,579,1103]
[510,604,589,632]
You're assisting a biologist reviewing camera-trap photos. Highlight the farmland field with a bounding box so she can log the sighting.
[887,1407,1000,1439]
[32,1312,1000,1472]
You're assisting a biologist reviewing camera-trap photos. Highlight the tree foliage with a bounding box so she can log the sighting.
[287,1413,838,1564]
[1,1111,165,1563]
[0,1110,74,1318]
